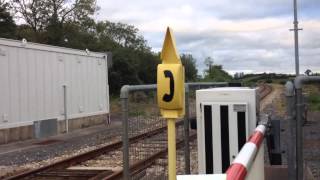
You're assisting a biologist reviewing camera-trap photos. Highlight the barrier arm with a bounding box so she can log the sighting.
[177,120,269,180]
[226,123,267,180]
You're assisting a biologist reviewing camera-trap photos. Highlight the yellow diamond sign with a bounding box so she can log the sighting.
[157,27,185,118]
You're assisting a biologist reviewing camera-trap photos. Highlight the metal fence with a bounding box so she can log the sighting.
[120,82,228,180]
[285,75,320,180]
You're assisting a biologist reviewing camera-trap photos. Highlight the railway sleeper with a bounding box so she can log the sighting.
[34,169,112,179]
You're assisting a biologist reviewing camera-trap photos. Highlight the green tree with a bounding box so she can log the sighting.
[61,21,98,50]
[109,48,141,94]
[0,1,16,38]
[94,21,159,94]
[11,0,98,44]
[204,56,214,73]
[180,54,198,82]
[95,21,150,52]
[203,57,232,82]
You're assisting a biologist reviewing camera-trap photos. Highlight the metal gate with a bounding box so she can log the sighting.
[120,82,229,179]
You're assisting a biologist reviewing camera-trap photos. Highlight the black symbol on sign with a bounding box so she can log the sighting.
[163,70,174,102]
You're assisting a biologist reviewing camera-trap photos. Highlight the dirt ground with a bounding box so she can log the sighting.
[260,84,285,112]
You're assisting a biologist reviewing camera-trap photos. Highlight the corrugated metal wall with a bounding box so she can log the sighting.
[0,39,109,128]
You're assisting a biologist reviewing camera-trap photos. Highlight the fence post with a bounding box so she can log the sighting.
[285,81,297,180]
[121,85,130,180]
[184,84,190,174]
[295,87,304,180]
[294,75,320,180]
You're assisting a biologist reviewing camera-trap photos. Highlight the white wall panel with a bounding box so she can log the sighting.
[18,48,29,123]
[44,51,51,118]
[51,53,59,117]
[0,38,109,128]
[84,57,89,113]
[28,49,38,121]
[9,47,19,123]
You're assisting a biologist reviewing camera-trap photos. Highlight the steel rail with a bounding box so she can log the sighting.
[260,84,273,100]
[92,133,198,180]
[5,121,183,180]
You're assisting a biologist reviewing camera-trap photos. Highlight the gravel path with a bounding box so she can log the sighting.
[0,124,122,166]
[260,84,284,111]
[0,121,123,178]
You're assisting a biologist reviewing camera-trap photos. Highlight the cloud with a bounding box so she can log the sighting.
[96,0,320,74]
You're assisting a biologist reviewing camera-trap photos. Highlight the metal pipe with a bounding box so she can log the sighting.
[184,84,190,174]
[63,85,69,133]
[120,82,227,99]
[293,76,320,179]
[294,76,320,89]
[120,85,130,180]
[285,81,297,180]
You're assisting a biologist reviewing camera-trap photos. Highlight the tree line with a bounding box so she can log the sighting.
[0,0,232,95]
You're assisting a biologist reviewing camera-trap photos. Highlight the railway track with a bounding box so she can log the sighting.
[5,121,184,180]
[5,84,273,180]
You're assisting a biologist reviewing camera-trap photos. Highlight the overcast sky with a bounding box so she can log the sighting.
[96,0,320,75]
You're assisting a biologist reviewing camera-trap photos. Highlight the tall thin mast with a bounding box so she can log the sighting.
[290,0,302,75]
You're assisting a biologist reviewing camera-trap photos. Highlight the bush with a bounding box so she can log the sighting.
[279,80,287,85]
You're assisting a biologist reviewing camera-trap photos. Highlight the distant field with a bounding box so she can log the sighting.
[305,85,320,112]
[239,74,295,86]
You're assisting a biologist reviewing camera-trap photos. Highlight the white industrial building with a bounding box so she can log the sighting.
[0,38,110,143]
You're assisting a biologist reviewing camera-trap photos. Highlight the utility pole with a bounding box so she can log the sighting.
[290,0,302,76]
[289,1,303,180]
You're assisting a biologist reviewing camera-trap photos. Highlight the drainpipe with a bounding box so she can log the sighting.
[63,85,69,133]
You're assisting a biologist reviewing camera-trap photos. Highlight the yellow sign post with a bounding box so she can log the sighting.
[157,27,185,180]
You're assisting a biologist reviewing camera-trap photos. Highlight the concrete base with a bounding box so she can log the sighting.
[0,125,33,144]
[57,114,108,133]
[0,113,109,144]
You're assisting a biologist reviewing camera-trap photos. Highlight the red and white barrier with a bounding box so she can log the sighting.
[226,124,266,180]
[177,123,267,180]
